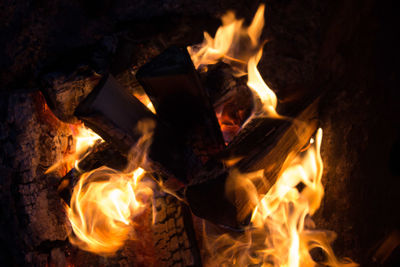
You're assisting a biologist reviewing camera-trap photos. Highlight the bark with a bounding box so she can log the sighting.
[41,66,103,123]
[152,192,202,267]
[0,91,72,266]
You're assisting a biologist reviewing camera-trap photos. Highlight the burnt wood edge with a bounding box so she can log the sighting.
[73,73,205,185]
[136,46,225,159]
[185,96,321,229]
[153,192,203,267]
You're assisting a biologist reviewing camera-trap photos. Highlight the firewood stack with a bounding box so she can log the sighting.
[37,39,320,265]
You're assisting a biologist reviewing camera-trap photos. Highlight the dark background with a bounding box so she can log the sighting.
[0,0,399,266]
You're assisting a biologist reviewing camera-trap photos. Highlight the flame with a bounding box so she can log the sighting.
[203,129,357,266]
[247,49,278,116]
[67,166,153,255]
[49,5,356,265]
[188,4,277,117]
[188,5,264,71]
[251,129,326,267]
[66,119,155,255]
[133,91,156,114]
[189,6,355,266]
[189,9,347,265]
[46,125,103,174]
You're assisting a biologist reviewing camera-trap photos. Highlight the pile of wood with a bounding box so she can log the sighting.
[48,46,320,231]
[37,40,322,266]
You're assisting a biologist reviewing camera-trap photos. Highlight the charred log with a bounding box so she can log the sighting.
[152,192,202,267]
[228,95,319,186]
[41,66,103,124]
[74,73,203,186]
[185,169,250,229]
[57,142,128,204]
[185,96,320,228]
[136,46,225,160]
[74,74,156,153]
[76,142,128,172]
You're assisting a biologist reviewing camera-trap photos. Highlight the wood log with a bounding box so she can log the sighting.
[185,96,320,229]
[185,169,249,229]
[74,74,156,153]
[226,97,319,178]
[76,142,128,172]
[74,73,203,185]
[152,192,202,267]
[73,48,319,229]
[41,65,103,123]
[58,168,80,205]
[136,46,225,161]
[57,142,128,204]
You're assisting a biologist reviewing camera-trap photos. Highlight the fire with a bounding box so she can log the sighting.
[67,167,152,255]
[188,4,277,117]
[247,48,278,116]
[46,125,103,174]
[48,4,356,265]
[252,128,326,266]
[133,91,156,114]
[65,119,156,255]
[203,129,357,266]
[190,5,357,267]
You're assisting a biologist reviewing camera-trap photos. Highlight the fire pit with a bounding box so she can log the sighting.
[1,1,399,266]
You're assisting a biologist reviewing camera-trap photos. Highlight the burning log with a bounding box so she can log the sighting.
[57,142,128,204]
[185,169,248,229]
[228,96,320,175]
[58,169,80,205]
[76,142,128,172]
[74,73,203,185]
[136,46,225,160]
[41,65,103,123]
[49,42,319,230]
[185,96,320,229]
[74,74,156,153]
[152,192,202,267]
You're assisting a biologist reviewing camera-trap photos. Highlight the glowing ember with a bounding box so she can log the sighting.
[46,125,103,175]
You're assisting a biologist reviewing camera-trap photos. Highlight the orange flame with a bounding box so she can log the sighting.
[67,167,153,255]
[46,125,103,174]
[203,129,357,266]
[133,91,156,114]
[188,4,277,117]
[50,5,357,265]
[190,5,357,266]
[66,119,155,255]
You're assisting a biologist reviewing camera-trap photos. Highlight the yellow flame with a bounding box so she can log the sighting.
[66,119,155,255]
[188,5,264,70]
[51,5,357,265]
[133,92,156,114]
[189,6,355,266]
[67,167,152,255]
[46,125,103,174]
[188,4,277,117]
[203,129,357,266]
[247,49,278,116]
